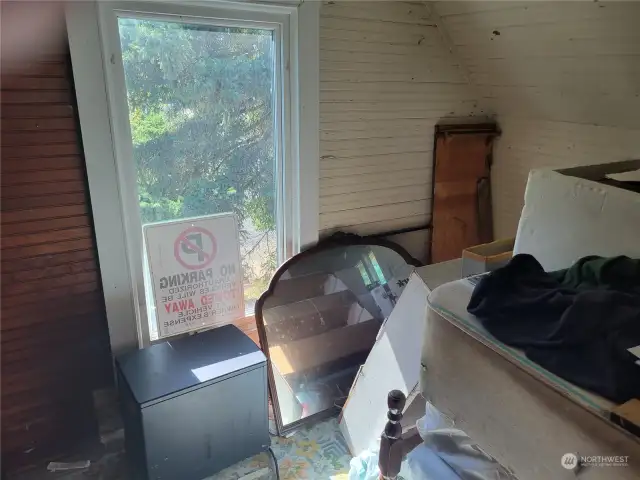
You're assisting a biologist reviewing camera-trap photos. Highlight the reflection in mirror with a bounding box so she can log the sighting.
[257,239,417,433]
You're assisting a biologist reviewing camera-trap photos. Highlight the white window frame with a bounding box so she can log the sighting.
[66,0,319,354]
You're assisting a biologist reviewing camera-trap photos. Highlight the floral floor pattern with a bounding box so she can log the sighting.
[207,417,352,480]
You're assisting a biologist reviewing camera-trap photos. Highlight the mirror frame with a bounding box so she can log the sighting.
[255,232,422,435]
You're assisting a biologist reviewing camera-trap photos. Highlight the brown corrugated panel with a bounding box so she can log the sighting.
[1,5,113,474]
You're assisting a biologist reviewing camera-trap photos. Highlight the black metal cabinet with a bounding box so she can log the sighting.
[116,325,270,480]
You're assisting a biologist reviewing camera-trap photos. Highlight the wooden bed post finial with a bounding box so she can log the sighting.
[379,389,406,480]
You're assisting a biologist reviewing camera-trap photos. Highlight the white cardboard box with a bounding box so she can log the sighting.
[514,160,640,271]
[339,260,461,456]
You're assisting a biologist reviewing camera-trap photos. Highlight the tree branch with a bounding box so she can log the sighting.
[241,231,269,260]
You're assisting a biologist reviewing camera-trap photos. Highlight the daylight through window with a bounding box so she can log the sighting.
[117,17,280,334]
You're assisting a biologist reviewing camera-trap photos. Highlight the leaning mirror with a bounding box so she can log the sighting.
[255,234,420,435]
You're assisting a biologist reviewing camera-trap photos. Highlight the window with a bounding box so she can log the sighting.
[67,1,319,350]
[117,17,280,337]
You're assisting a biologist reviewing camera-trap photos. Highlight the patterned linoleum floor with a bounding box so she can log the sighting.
[11,417,352,480]
[208,417,352,480]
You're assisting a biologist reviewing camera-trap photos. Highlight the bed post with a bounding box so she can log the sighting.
[378,390,405,480]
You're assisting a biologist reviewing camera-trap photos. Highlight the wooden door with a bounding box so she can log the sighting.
[430,125,498,263]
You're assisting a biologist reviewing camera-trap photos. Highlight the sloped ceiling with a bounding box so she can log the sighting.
[430,1,640,129]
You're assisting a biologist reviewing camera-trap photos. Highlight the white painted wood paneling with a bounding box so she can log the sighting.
[319,1,484,236]
[432,1,640,238]
[492,117,640,238]
[433,1,640,127]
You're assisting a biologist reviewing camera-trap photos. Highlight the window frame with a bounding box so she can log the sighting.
[66,0,319,353]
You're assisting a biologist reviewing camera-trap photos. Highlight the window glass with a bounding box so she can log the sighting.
[117,18,279,330]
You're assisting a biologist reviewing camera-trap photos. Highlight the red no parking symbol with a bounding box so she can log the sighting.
[174,226,217,270]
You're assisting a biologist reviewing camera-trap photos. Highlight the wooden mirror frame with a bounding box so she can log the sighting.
[255,232,422,435]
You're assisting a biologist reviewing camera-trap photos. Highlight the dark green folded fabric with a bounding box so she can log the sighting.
[550,255,640,291]
[468,254,640,404]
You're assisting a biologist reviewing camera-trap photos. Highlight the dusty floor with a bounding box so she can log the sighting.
[9,417,352,480]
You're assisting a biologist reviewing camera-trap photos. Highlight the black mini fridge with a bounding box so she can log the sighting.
[116,325,270,480]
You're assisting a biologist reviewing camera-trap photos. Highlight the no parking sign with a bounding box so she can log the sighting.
[143,213,243,338]
[174,226,217,270]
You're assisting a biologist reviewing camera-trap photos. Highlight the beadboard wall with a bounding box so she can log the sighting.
[319,1,485,236]
[434,1,640,128]
[432,1,640,238]
[433,1,640,237]
[492,118,640,237]
[1,6,113,470]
